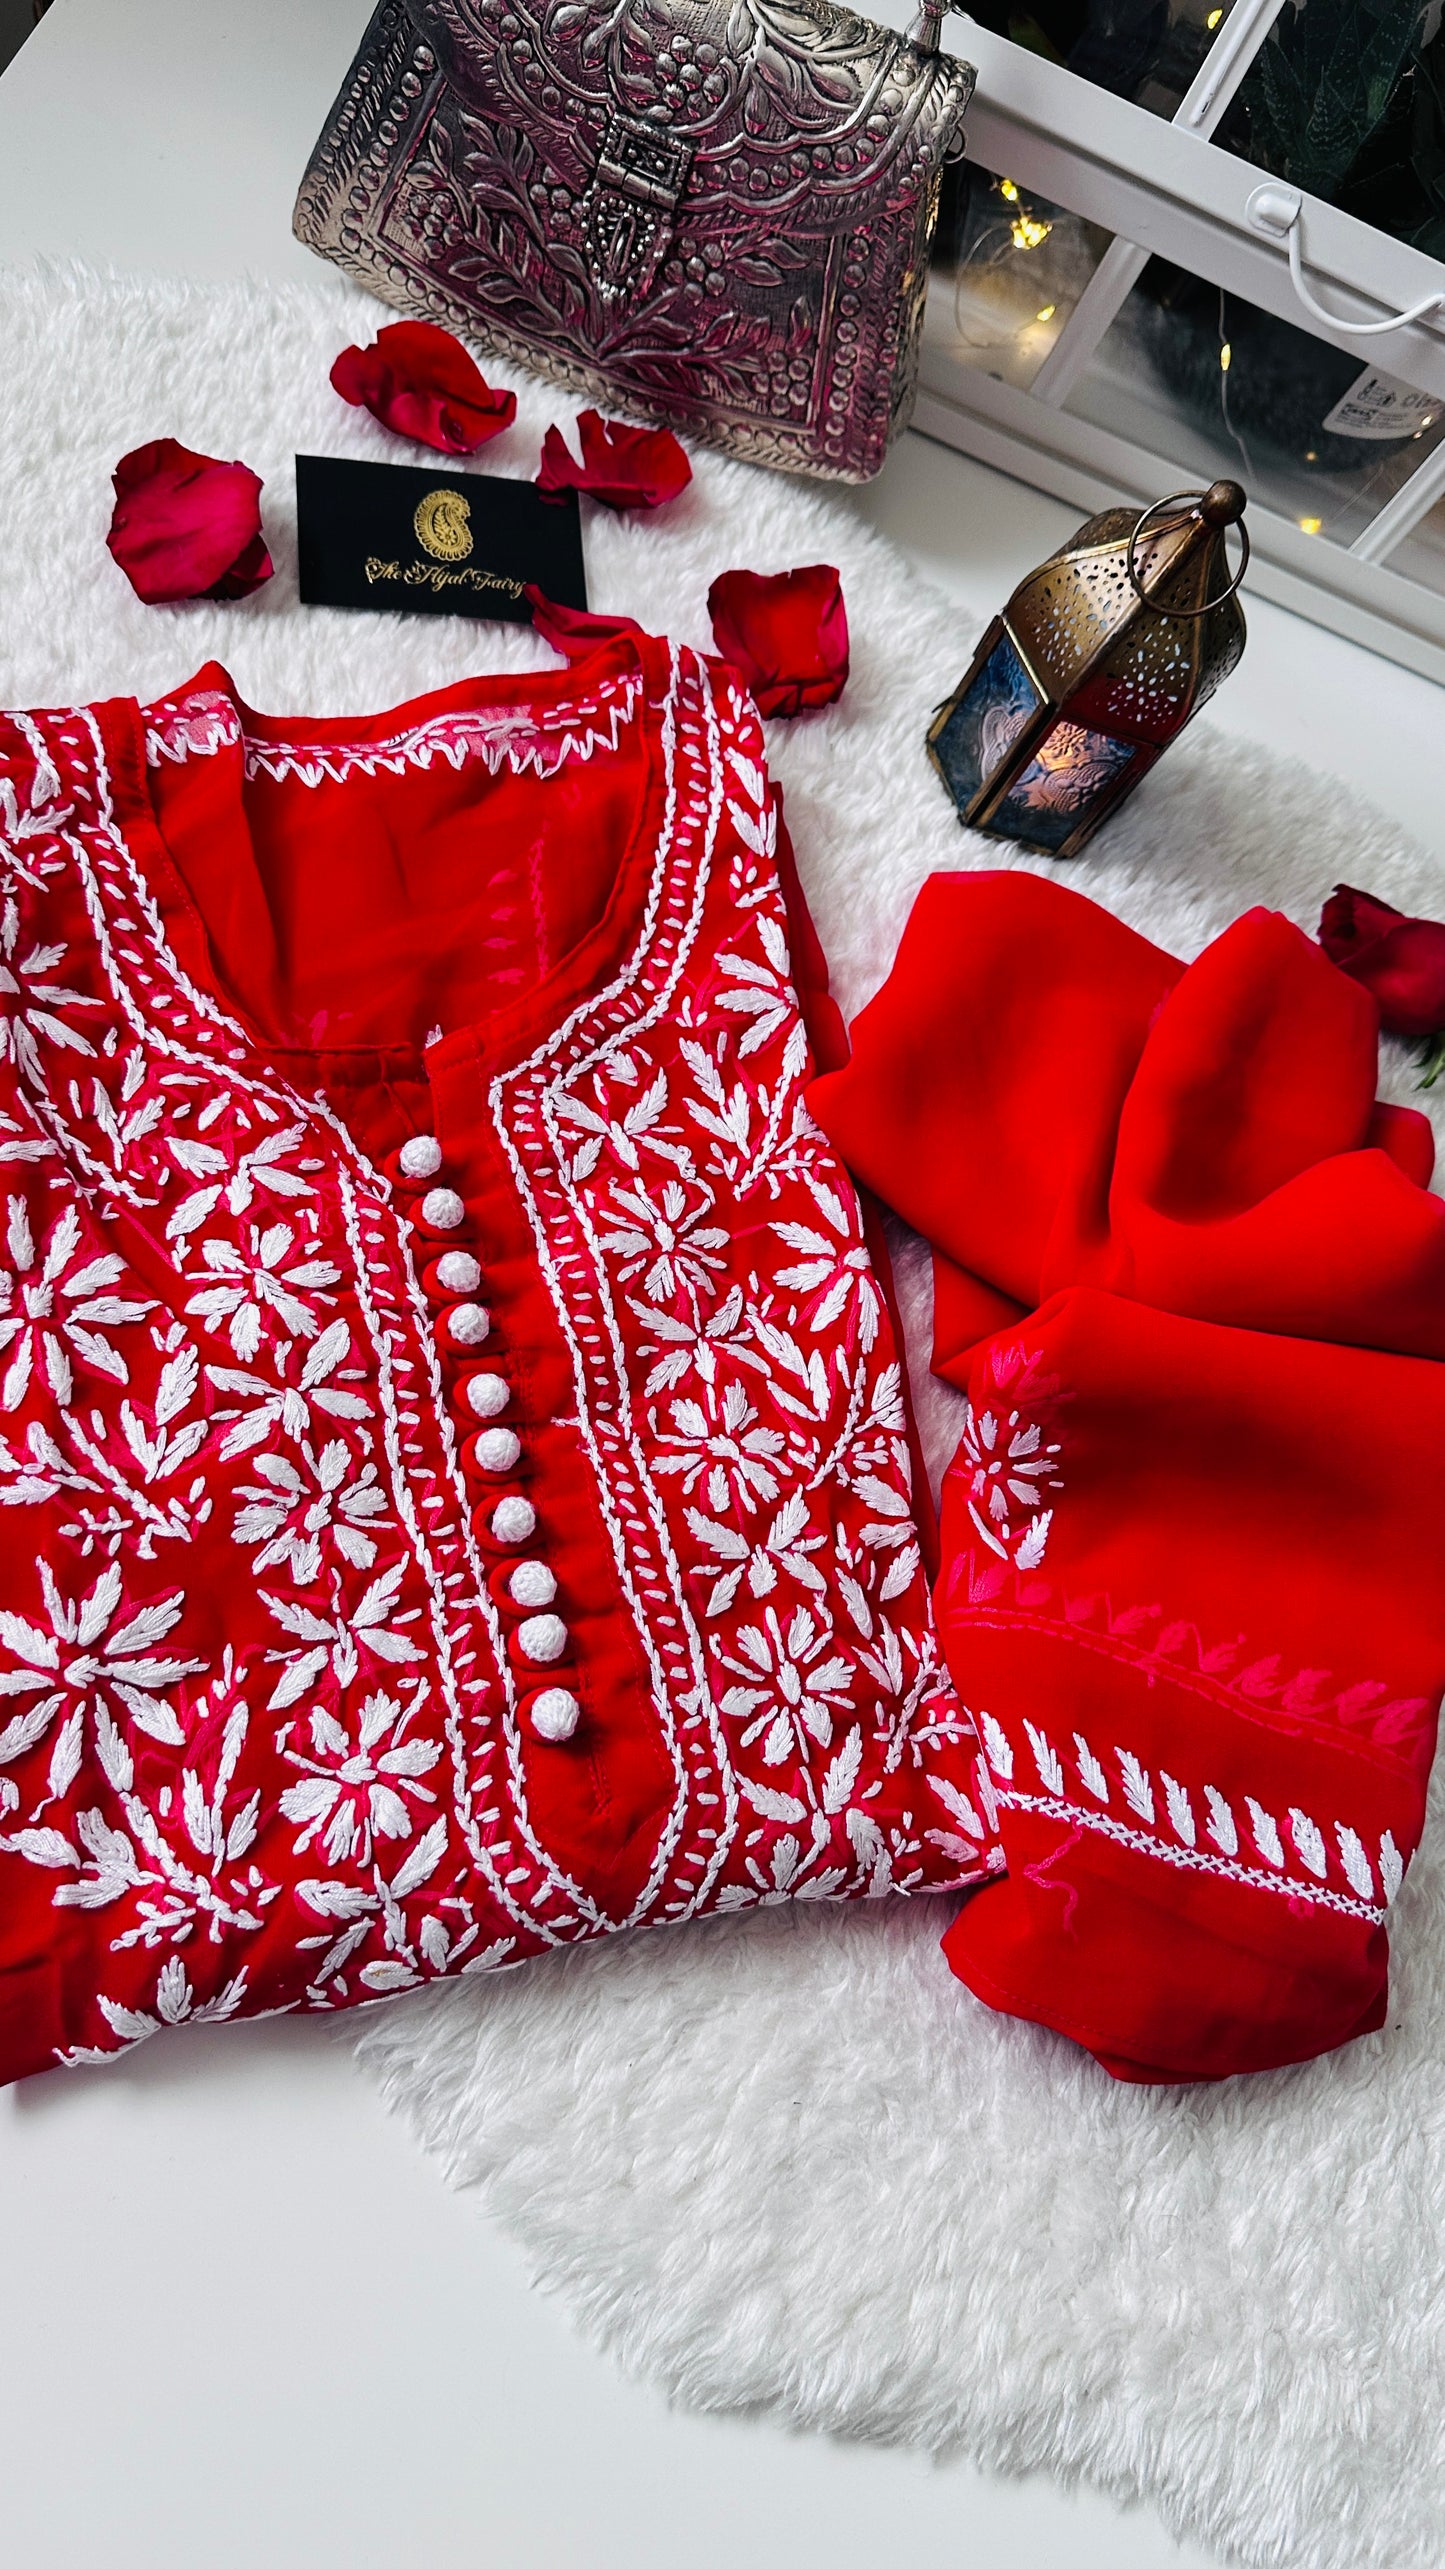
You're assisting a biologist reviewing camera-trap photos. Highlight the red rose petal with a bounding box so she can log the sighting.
[706,564,849,718]
[536,410,692,511]
[209,529,274,601]
[330,321,516,455]
[106,439,273,605]
[524,587,647,660]
[1318,882,1445,1039]
[1319,882,1409,963]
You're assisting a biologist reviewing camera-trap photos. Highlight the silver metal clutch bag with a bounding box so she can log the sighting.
[294,0,975,482]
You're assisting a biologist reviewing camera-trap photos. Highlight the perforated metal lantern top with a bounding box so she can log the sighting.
[927,480,1248,858]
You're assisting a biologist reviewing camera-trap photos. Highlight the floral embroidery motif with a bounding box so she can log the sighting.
[654,1382,785,1513]
[719,1604,854,1766]
[59,1956,251,2067]
[958,1339,1064,1572]
[184,1220,342,1363]
[0,1559,204,1758]
[0,1194,154,1407]
[231,1440,388,1579]
[279,1682,441,1865]
[597,1173,729,1303]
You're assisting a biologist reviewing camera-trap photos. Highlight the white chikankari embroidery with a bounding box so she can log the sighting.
[261,1561,424,1710]
[686,1487,827,1616]
[231,1440,389,1579]
[493,665,978,1928]
[0,910,101,1081]
[0,1560,206,1757]
[0,1328,213,1562]
[719,1605,854,1766]
[960,1395,1062,1570]
[714,912,796,1057]
[597,1173,730,1304]
[184,1220,342,1363]
[0,652,992,2073]
[0,1194,154,1406]
[59,1956,252,2065]
[166,1119,317,1241]
[553,1064,682,1185]
[142,691,242,768]
[654,1382,786,1513]
[771,1174,882,1351]
[631,1281,767,1397]
[144,670,643,787]
[0,716,71,891]
[973,1707,1409,1924]
[206,1320,372,1458]
[279,1682,442,1865]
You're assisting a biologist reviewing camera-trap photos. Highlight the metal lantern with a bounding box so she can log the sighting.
[927,480,1249,858]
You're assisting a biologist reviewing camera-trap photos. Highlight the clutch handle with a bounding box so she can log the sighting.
[910,0,973,53]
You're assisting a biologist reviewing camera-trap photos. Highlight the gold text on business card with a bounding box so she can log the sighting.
[365,557,525,598]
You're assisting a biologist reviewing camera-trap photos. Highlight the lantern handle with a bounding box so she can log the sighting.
[1125,489,1250,619]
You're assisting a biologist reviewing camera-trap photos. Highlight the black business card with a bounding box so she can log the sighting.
[295,453,588,625]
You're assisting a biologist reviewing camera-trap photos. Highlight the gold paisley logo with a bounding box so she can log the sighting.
[413,487,474,562]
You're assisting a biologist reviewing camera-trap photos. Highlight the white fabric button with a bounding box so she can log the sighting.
[398,1135,443,1179]
[420,1187,465,1229]
[530,1687,580,1743]
[464,1371,509,1420]
[518,1612,567,1664]
[447,1302,491,1348]
[471,1428,521,1472]
[436,1250,482,1294]
[490,1496,536,1545]
[508,1559,557,1610]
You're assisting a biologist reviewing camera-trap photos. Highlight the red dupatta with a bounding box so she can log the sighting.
[811,872,1445,2082]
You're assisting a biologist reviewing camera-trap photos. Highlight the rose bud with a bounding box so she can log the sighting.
[523,588,647,659]
[536,409,692,510]
[106,439,273,604]
[1318,883,1445,1040]
[706,564,849,718]
[330,320,516,454]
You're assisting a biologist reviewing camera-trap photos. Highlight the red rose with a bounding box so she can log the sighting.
[106,439,273,604]
[523,587,647,659]
[330,321,516,454]
[536,410,692,510]
[706,564,849,718]
[1318,883,1445,1040]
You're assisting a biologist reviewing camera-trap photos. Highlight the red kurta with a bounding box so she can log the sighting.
[0,639,999,2080]
[811,871,1445,2082]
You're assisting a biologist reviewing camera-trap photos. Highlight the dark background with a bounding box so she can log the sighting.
[0,0,51,78]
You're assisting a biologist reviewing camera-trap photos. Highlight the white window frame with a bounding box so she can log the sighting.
[909,5,1445,682]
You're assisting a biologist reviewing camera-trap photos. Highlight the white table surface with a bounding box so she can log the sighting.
[0,9,1437,2566]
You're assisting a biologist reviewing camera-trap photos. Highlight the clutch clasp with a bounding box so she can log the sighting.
[583,116,694,305]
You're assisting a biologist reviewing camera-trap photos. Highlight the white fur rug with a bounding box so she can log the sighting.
[5,263,1445,2569]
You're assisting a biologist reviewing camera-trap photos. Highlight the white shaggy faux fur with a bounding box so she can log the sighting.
[5,263,1445,2569]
